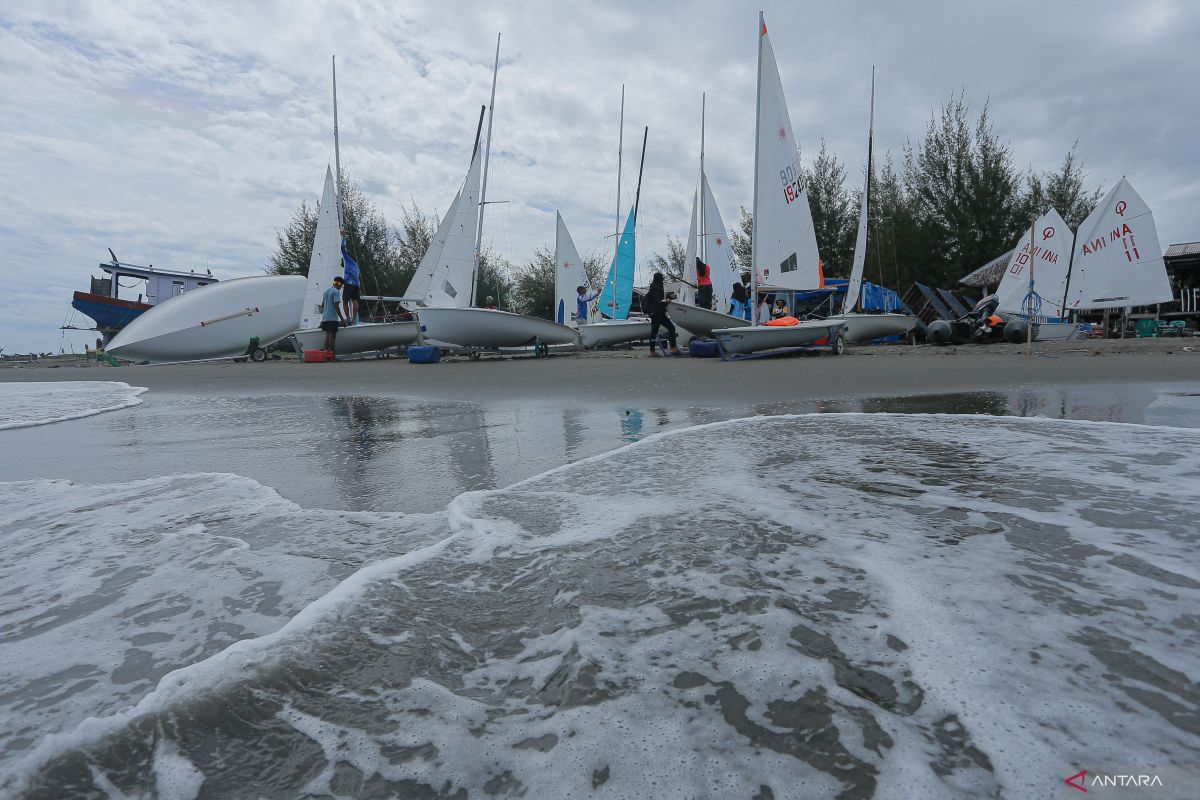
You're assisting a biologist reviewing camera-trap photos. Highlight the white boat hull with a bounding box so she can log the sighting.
[713,320,846,355]
[825,313,917,343]
[665,302,748,337]
[578,319,652,349]
[1032,321,1083,341]
[106,275,306,363]
[415,307,579,349]
[292,320,419,356]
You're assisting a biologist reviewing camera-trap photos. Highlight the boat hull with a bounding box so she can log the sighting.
[292,320,419,356]
[826,313,917,343]
[106,275,306,362]
[665,302,748,337]
[71,292,151,331]
[712,320,846,355]
[578,319,652,349]
[1031,321,1083,341]
[415,307,579,349]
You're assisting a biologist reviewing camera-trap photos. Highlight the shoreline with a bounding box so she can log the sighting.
[0,339,1195,407]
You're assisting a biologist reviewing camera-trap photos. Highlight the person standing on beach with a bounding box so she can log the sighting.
[322,276,346,353]
[576,285,600,323]
[730,280,749,318]
[340,229,361,325]
[695,258,713,310]
[644,272,681,356]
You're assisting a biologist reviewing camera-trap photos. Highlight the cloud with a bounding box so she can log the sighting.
[0,0,1196,352]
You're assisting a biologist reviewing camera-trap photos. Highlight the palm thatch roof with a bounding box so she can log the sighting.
[958,247,1015,289]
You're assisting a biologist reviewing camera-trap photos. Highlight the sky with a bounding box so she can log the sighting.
[1,0,1197,353]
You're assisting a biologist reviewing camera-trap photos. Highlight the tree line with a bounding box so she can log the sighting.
[268,93,1102,317]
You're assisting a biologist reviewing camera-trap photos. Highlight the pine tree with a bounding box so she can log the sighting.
[1025,146,1102,229]
[903,94,1024,286]
[648,235,687,282]
[805,139,856,278]
[266,172,406,296]
[729,207,753,278]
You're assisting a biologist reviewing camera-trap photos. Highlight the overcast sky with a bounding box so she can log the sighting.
[2,0,1197,353]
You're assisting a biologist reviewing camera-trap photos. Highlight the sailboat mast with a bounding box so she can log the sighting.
[471,33,501,307]
[633,127,648,222]
[332,55,344,228]
[610,86,624,319]
[750,12,765,325]
[699,92,706,266]
[1026,218,1036,357]
[869,68,881,295]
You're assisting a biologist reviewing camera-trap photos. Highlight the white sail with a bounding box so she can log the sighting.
[754,20,822,291]
[554,212,586,326]
[403,187,462,303]
[701,173,738,314]
[299,166,343,330]
[425,147,483,308]
[1064,177,1173,310]
[996,208,1074,318]
[680,190,699,306]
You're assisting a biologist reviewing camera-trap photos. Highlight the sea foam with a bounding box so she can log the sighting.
[0,381,148,430]
[5,413,1199,799]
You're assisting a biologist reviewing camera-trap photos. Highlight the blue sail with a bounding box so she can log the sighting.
[597,208,637,320]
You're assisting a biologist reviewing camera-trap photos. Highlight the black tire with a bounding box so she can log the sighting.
[831,334,846,356]
[469,352,481,361]
[250,347,268,363]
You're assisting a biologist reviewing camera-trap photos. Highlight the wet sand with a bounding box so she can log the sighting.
[1,338,1195,406]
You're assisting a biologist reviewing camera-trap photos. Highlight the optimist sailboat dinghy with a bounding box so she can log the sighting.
[578,87,653,350]
[990,207,1080,342]
[292,57,418,357]
[819,70,916,344]
[665,94,748,338]
[712,14,846,357]
[414,35,578,353]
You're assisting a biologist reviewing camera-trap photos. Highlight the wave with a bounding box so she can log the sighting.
[6,413,1200,799]
[0,381,148,430]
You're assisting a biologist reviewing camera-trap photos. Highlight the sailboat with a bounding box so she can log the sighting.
[1062,177,1173,312]
[578,88,653,350]
[712,14,846,356]
[415,35,579,351]
[820,69,916,343]
[991,207,1079,341]
[666,94,754,339]
[554,212,586,327]
[291,56,419,356]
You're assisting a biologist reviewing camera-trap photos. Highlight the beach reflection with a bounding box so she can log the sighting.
[0,383,1195,515]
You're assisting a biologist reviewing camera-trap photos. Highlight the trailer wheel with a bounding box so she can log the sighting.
[831,334,846,355]
[469,351,481,361]
[250,347,268,363]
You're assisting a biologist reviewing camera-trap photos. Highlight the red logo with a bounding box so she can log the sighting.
[1043,226,1055,240]
[1065,770,1088,792]
[562,261,570,270]
[1115,200,1128,217]
[715,236,723,247]
[777,125,787,142]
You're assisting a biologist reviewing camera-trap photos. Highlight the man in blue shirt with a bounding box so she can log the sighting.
[321,276,346,353]
[340,229,361,324]
[576,285,600,324]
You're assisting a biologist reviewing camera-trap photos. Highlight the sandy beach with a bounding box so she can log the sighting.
[2,338,1195,405]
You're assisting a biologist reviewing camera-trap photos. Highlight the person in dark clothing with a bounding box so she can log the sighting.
[643,272,681,356]
[695,258,713,310]
[730,280,749,317]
